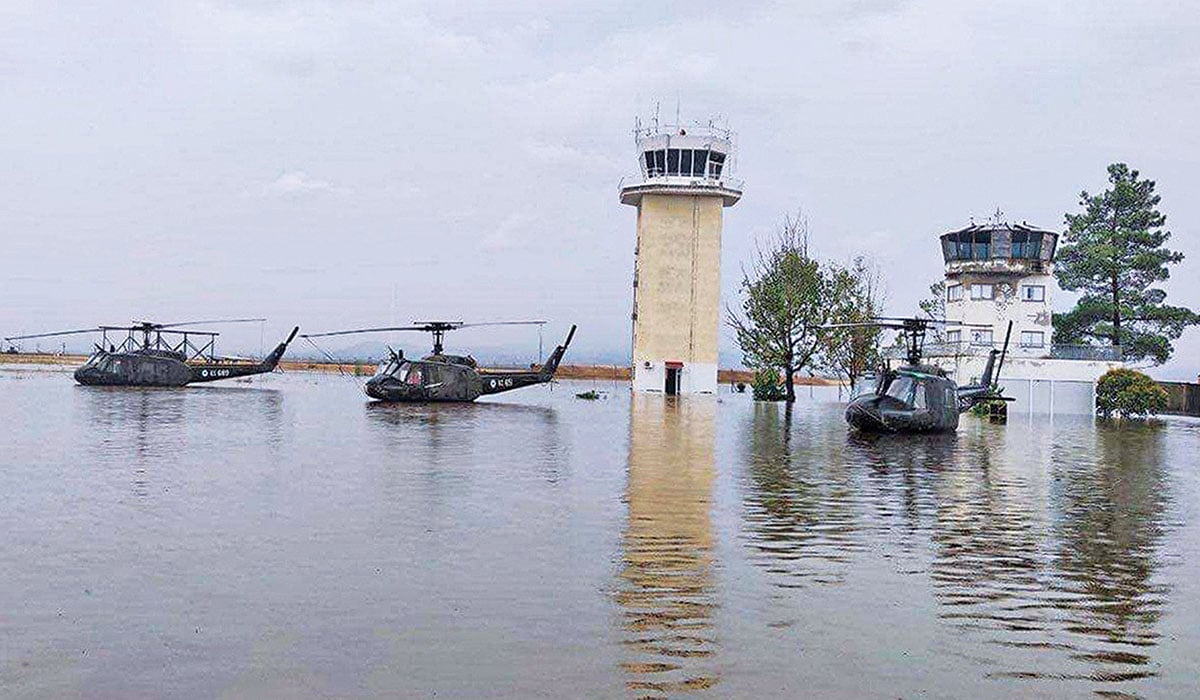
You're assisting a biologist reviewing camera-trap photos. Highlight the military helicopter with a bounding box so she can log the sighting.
[301,320,576,403]
[829,317,1012,433]
[3,319,299,387]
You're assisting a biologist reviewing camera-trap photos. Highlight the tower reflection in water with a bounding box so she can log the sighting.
[617,396,719,698]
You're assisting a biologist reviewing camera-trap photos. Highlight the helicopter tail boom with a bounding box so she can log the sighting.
[185,326,299,384]
[473,325,576,397]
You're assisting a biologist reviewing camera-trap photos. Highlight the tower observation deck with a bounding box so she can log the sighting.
[620,120,743,395]
[939,221,1059,353]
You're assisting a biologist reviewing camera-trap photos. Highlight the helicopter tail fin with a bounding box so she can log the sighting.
[262,326,300,371]
[957,321,1015,411]
[979,348,999,389]
[539,324,576,379]
[976,320,1013,390]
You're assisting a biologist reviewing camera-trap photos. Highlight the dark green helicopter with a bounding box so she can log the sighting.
[3,319,298,387]
[831,318,1012,433]
[301,321,576,403]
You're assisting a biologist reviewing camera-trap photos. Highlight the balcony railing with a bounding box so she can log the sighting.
[1049,344,1122,361]
[884,340,1121,362]
[618,173,745,193]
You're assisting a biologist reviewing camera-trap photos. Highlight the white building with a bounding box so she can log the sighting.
[935,221,1121,415]
[620,120,743,395]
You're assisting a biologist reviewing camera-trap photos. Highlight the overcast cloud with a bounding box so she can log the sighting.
[2,0,1197,377]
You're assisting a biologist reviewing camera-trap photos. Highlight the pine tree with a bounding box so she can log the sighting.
[1055,163,1198,364]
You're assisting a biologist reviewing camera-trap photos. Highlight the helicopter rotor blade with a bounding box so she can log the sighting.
[819,321,903,330]
[152,318,267,329]
[3,328,101,342]
[453,320,547,329]
[301,326,431,339]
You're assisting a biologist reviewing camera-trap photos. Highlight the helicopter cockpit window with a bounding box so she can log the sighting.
[403,364,424,386]
[913,382,927,410]
[379,357,403,377]
[884,375,917,406]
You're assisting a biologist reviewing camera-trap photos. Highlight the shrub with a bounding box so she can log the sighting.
[751,369,787,402]
[1096,368,1168,419]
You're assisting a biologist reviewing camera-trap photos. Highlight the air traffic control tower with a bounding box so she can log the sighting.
[620,119,742,395]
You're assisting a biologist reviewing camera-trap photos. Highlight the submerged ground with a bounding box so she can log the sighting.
[1,368,1197,699]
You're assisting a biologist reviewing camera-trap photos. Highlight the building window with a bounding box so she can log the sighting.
[678,149,692,176]
[1021,284,1045,302]
[971,329,993,346]
[943,230,996,261]
[649,150,665,177]
[666,149,681,175]
[946,284,963,302]
[708,151,725,178]
[946,329,962,344]
[1011,231,1043,259]
[970,283,994,300]
[972,231,991,259]
[956,236,971,260]
[1020,331,1045,348]
[693,150,709,178]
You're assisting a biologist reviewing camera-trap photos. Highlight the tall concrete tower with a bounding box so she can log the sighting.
[620,119,742,395]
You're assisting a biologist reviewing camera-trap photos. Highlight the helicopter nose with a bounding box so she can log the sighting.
[363,376,391,399]
[846,399,886,431]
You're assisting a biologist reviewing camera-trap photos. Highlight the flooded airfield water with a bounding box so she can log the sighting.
[1,368,1198,699]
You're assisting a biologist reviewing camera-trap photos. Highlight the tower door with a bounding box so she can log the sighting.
[665,362,683,395]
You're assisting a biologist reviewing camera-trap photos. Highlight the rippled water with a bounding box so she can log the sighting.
[1,368,1198,699]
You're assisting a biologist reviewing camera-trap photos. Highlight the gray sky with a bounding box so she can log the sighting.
[3,0,1198,378]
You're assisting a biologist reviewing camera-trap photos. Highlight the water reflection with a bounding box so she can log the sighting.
[617,396,719,697]
[919,421,1173,695]
[1038,422,1171,690]
[364,400,564,482]
[739,402,864,587]
[75,385,284,498]
[738,406,1178,697]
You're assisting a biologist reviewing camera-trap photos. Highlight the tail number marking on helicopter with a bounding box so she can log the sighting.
[201,368,232,378]
[489,378,514,389]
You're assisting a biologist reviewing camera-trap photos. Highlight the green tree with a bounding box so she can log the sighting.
[750,368,786,401]
[1055,163,1198,364]
[821,256,885,392]
[727,214,837,403]
[918,280,947,343]
[1095,368,1168,419]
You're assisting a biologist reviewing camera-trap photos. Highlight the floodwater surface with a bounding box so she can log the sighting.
[1,368,1198,699]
